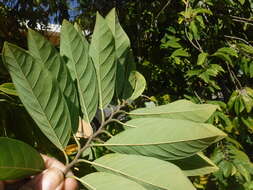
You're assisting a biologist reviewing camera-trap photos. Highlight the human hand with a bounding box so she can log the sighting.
[0,154,78,190]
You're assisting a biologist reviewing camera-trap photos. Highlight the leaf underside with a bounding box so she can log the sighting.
[93,153,196,190]
[129,99,218,122]
[80,172,147,190]
[60,20,98,122]
[2,42,72,150]
[89,12,116,109]
[103,118,226,160]
[28,29,79,132]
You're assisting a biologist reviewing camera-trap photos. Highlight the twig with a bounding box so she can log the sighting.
[232,18,253,26]
[155,0,172,19]
[195,39,203,52]
[99,130,113,138]
[194,91,204,103]
[62,150,69,165]
[63,102,127,174]
[224,35,251,45]
[184,25,202,52]
[230,15,253,22]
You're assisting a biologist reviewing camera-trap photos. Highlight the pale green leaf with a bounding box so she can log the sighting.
[101,118,226,160]
[2,42,72,150]
[0,137,44,180]
[60,20,98,122]
[105,8,132,99]
[28,29,79,132]
[129,99,218,122]
[170,153,219,176]
[93,153,196,190]
[197,52,208,65]
[89,12,116,109]
[0,83,17,96]
[123,71,146,100]
[80,172,147,190]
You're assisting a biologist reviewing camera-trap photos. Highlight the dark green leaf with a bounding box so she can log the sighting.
[0,137,44,180]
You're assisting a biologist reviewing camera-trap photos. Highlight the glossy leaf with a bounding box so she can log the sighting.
[170,153,219,176]
[129,99,218,122]
[60,20,98,122]
[80,172,147,190]
[93,153,196,190]
[102,118,226,160]
[0,137,44,180]
[28,29,79,132]
[2,42,72,150]
[89,12,116,109]
[0,83,17,96]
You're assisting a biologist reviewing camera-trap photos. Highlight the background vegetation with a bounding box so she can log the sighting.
[1,0,253,189]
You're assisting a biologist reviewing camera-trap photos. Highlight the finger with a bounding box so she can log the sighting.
[41,155,66,172]
[20,167,64,190]
[0,181,4,190]
[64,178,78,190]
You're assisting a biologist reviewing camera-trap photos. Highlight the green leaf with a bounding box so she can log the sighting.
[0,82,17,96]
[80,172,147,190]
[242,93,253,113]
[93,153,196,190]
[2,42,72,150]
[171,48,189,57]
[60,20,98,122]
[0,137,44,180]
[27,29,79,133]
[237,43,253,54]
[217,47,238,57]
[189,21,199,40]
[238,0,245,5]
[170,153,219,176]
[197,52,208,65]
[105,8,132,99]
[161,40,182,49]
[129,99,218,122]
[102,118,226,160]
[228,90,239,110]
[194,8,213,15]
[89,12,116,109]
[123,71,146,100]
[212,51,233,65]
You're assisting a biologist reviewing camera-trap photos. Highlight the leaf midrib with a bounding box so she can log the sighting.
[129,106,216,116]
[7,47,64,150]
[62,32,90,122]
[91,161,169,190]
[0,166,42,172]
[95,135,223,146]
